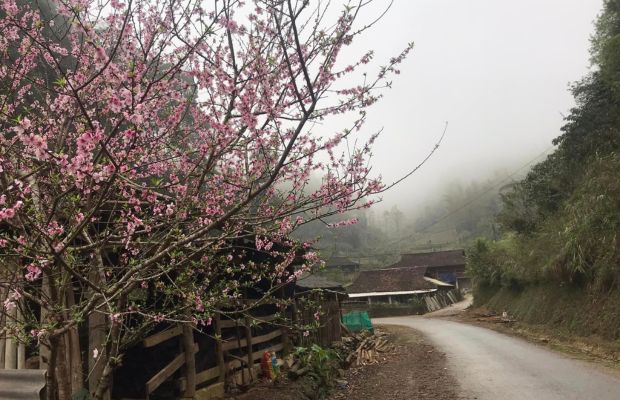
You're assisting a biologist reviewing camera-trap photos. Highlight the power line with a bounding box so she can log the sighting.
[343,145,555,258]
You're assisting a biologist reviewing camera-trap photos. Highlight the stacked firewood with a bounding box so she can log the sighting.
[339,329,394,366]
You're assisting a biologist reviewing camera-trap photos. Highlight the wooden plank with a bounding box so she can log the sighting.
[178,365,221,392]
[146,343,198,394]
[225,342,285,372]
[221,336,248,352]
[222,328,282,352]
[218,319,239,329]
[249,314,277,324]
[196,366,221,385]
[219,314,277,329]
[251,343,284,362]
[143,326,183,348]
[252,329,282,345]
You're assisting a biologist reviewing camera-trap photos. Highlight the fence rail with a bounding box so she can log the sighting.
[143,309,287,399]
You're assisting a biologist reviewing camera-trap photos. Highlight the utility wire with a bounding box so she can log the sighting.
[342,145,555,258]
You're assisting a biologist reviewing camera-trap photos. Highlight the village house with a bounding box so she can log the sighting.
[346,266,454,305]
[387,249,471,290]
[295,274,346,346]
[324,257,360,274]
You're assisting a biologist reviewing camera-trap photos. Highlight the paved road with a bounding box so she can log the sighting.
[375,316,620,400]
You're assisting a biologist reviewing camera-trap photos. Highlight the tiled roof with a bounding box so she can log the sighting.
[347,266,435,294]
[296,273,343,289]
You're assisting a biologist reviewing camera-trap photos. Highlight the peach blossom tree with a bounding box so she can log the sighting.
[0,0,411,398]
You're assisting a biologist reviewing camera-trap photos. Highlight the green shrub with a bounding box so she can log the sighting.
[293,344,341,400]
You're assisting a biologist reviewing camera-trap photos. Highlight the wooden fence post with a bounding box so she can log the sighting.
[291,298,300,346]
[244,317,253,382]
[214,314,225,383]
[182,323,196,398]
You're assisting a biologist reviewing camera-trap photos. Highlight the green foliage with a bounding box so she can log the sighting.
[547,154,620,289]
[466,237,527,289]
[469,154,620,291]
[473,1,620,295]
[292,344,341,400]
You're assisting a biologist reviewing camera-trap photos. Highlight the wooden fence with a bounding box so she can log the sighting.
[294,290,343,347]
[142,311,287,399]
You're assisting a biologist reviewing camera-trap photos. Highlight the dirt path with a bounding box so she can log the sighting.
[330,324,461,400]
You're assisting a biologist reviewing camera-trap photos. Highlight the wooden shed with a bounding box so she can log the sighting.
[294,274,346,347]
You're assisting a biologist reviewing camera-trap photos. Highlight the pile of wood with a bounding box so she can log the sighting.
[340,329,394,366]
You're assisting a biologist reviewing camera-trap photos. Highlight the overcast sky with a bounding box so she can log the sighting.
[330,0,603,213]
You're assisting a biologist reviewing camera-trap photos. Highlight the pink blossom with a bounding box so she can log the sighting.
[110,313,122,324]
[3,290,22,311]
[30,329,46,339]
[195,296,205,312]
[25,263,42,281]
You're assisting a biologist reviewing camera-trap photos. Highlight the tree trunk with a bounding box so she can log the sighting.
[56,332,72,400]
[88,267,109,400]
[0,285,7,368]
[93,294,126,400]
[65,289,84,392]
[44,335,59,400]
[40,274,51,370]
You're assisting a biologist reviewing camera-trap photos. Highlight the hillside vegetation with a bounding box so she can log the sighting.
[467,0,620,340]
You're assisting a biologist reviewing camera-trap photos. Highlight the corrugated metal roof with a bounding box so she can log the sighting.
[423,276,455,287]
[0,369,46,400]
[348,289,437,298]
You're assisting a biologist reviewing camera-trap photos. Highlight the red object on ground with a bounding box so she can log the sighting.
[261,351,273,380]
